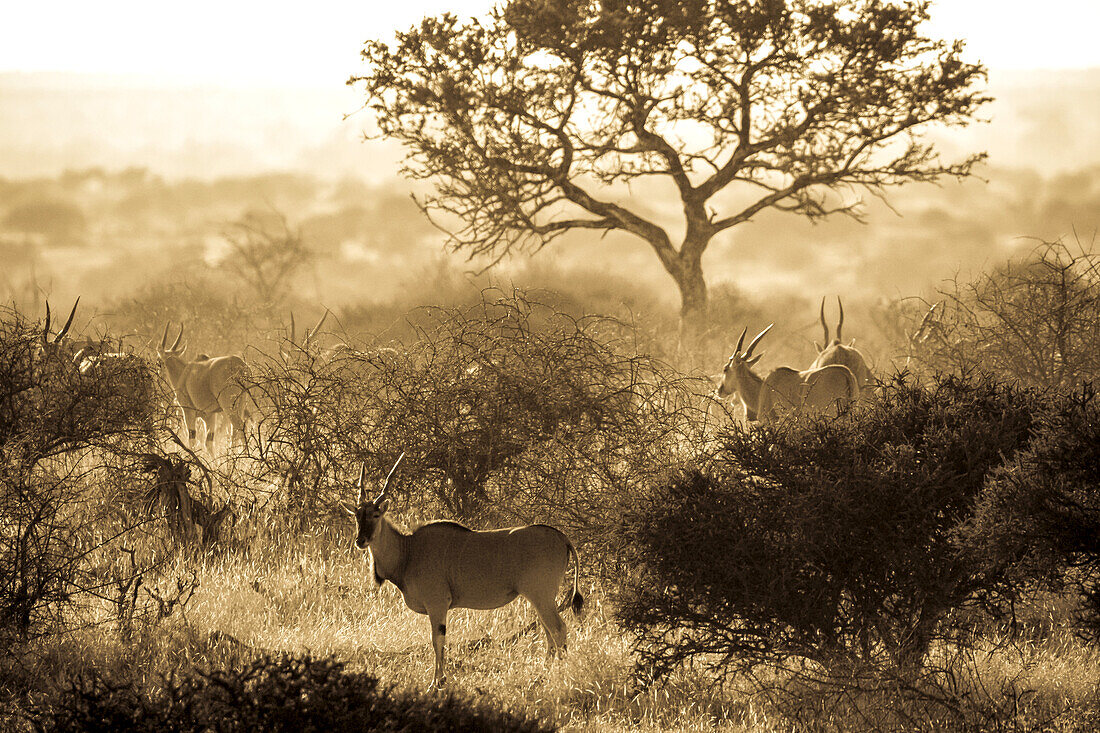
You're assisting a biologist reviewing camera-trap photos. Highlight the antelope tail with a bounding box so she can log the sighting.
[558,540,584,616]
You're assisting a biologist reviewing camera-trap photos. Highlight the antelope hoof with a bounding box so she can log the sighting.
[427,675,447,692]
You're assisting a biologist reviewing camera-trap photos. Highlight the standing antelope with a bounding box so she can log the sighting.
[718,325,859,423]
[342,454,583,691]
[156,323,253,452]
[810,296,874,391]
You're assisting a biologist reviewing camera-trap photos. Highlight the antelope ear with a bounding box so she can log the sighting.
[747,353,764,366]
[377,498,390,514]
[341,502,356,516]
[814,341,823,353]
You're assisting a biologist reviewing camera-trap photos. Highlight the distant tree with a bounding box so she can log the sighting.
[355,0,988,330]
[220,210,311,305]
[2,199,87,246]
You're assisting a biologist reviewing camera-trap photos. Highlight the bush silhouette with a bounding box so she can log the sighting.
[42,653,553,732]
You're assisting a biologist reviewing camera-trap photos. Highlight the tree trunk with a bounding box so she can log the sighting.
[674,255,708,339]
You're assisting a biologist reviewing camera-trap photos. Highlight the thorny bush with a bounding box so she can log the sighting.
[37,652,554,732]
[964,384,1100,642]
[903,237,1100,387]
[240,290,720,565]
[0,305,186,646]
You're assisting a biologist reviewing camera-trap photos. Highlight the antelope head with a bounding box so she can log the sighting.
[717,324,772,399]
[39,297,81,358]
[343,453,405,549]
[284,310,329,359]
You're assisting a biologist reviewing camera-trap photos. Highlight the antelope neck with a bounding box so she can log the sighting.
[370,517,409,591]
[733,363,763,420]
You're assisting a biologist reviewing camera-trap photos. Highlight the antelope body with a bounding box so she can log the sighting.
[810,296,874,391]
[719,325,859,423]
[157,324,253,451]
[343,454,583,690]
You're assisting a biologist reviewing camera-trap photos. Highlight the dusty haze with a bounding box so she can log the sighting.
[1,68,1098,316]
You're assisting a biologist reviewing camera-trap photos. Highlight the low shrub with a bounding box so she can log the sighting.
[39,653,553,732]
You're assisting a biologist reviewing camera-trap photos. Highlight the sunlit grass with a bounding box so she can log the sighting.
[9,527,1100,732]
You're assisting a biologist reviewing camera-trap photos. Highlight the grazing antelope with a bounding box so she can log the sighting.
[810,296,874,391]
[718,325,859,423]
[342,454,583,691]
[156,323,253,452]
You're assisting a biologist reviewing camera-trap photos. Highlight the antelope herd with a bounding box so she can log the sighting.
[28,293,888,689]
[31,294,885,450]
[717,297,874,423]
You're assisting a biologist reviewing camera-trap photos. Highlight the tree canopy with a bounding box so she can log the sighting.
[354,0,988,326]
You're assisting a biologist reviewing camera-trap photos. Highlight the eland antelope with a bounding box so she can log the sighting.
[157,323,253,452]
[283,310,329,360]
[810,296,874,391]
[719,325,859,423]
[37,298,81,361]
[342,453,583,690]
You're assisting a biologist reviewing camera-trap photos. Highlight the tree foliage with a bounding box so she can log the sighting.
[355,0,987,323]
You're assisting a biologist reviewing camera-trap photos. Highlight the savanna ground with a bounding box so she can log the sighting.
[10,519,1100,731]
[4,240,1100,731]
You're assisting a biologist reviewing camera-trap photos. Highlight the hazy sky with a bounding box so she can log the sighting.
[3,1,1099,87]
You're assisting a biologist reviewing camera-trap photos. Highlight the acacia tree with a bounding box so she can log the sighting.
[354,0,988,328]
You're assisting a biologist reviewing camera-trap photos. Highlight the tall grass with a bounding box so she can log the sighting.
[6,516,1099,732]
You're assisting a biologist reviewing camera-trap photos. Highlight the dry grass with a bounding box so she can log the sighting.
[7,526,1100,732]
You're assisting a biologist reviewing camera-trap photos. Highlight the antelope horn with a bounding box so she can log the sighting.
[734,327,747,356]
[744,323,773,358]
[160,322,171,350]
[43,300,52,343]
[306,309,329,345]
[54,297,79,343]
[375,452,405,503]
[835,296,844,343]
[170,324,184,351]
[912,302,941,343]
[819,296,829,346]
[289,312,296,344]
[356,461,367,504]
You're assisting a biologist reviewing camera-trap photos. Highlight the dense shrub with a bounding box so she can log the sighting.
[615,374,1045,680]
[904,238,1100,387]
[965,385,1100,640]
[39,653,553,732]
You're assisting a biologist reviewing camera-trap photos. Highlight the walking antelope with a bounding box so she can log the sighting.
[810,296,874,391]
[342,454,583,691]
[156,323,253,452]
[718,325,859,423]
